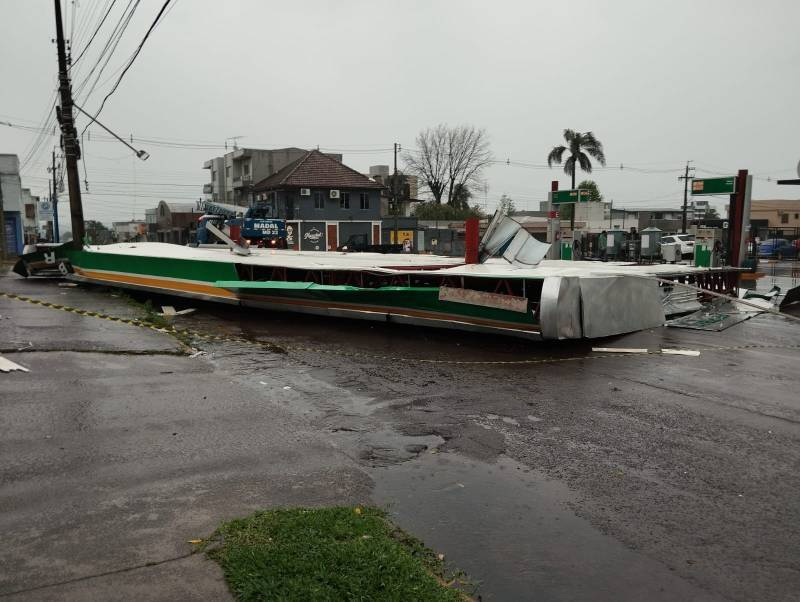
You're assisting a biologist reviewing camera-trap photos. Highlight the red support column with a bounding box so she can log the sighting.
[729,169,748,267]
[465,217,480,264]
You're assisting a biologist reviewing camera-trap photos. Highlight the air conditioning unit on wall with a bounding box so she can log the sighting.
[300,188,311,196]
[329,190,340,199]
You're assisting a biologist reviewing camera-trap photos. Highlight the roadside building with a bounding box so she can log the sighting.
[690,199,710,222]
[365,165,420,217]
[21,188,40,244]
[749,200,800,228]
[252,150,383,251]
[112,220,147,242]
[535,198,714,234]
[537,200,640,232]
[632,208,686,232]
[154,201,200,244]
[203,147,342,207]
[145,207,157,241]
[0,154,25,255]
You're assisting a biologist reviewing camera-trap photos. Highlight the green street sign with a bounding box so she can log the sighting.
[551,189,591,204]
[691,177,736,196]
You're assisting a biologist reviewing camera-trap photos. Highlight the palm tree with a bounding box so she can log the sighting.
[547,130,606,189]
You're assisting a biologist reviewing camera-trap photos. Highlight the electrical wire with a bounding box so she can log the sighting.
[72,0,118,67]
[73,0,139,101]
[87,0,172,126]
[71,0,101,52]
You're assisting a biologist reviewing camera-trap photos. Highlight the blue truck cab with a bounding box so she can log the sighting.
[195,202,287,248]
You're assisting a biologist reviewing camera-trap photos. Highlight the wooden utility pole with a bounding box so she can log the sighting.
[678,161,695,234]
[0,171,6,261]
[51,149,60,242]
[54,0,85,248]
[393,142,399,246]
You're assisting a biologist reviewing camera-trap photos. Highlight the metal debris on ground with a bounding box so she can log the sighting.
[189,350,206,358]
[661,288,703,316]
[780,285,800,310]
[158,306,196,318]
[592,348,649,354]
[58,282,78,288]
[668,289,779,332]
[0,356,30,373]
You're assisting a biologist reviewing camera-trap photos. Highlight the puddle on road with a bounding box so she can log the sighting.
[372,452,710,602]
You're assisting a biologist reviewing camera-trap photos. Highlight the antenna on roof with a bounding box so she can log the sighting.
[226,136,244,151]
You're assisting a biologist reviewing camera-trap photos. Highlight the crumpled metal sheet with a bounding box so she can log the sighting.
[540,276,582,339]
[779,285,800,310]
[479,212,550,266]
[579,276,666,339]
[661,286,703,317]
[667,298,759,331]
[502,229,551,267]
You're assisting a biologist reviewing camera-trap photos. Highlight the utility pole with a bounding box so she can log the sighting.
[54,0,85,248]
[51,149,60,242]
[393,142,400,247]
[0,172,6,261]
[679,161,695,234]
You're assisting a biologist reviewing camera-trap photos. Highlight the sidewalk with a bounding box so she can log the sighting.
[0,271,371,600]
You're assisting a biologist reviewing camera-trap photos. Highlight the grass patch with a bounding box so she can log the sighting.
[114,289,194,346]
[204,506,469,601]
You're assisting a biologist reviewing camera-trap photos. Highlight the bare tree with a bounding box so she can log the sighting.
[404,124,492,205]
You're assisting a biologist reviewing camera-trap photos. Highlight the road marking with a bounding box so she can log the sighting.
[592,347,649,354]
[661,349,701,356]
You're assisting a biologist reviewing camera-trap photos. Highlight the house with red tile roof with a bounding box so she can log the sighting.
[251,150,386,251]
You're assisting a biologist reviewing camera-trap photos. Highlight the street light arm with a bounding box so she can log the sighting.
[72,103,149,161]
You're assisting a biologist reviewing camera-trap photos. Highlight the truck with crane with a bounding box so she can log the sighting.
[195,200,287,248]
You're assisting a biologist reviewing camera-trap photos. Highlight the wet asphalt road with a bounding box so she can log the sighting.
[1,267,800,601]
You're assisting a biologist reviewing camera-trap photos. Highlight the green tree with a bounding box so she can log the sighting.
[547,130,606,189]
[84,220,113,244]
[450,183,472,210]
[705,206,720,219]
[576,180,603,203]
[412,201,485,221]
[497,194,516,215]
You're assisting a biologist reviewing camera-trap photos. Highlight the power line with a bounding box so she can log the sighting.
[73,0,139,102]
[72,0,118,66]
[88,0,172,125]
[71,0,102,52]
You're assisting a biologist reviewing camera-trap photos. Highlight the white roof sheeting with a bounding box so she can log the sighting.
[82,243,706,280]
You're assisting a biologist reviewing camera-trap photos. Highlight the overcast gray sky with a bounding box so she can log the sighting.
[2,0,799,226]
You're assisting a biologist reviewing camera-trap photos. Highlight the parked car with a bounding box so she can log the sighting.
[758,238,798,259]
[660,234,695,258]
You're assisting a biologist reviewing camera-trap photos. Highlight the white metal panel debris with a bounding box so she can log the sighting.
[580,276,666,339]
[540,276,582,339]
[0,356,29,373]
